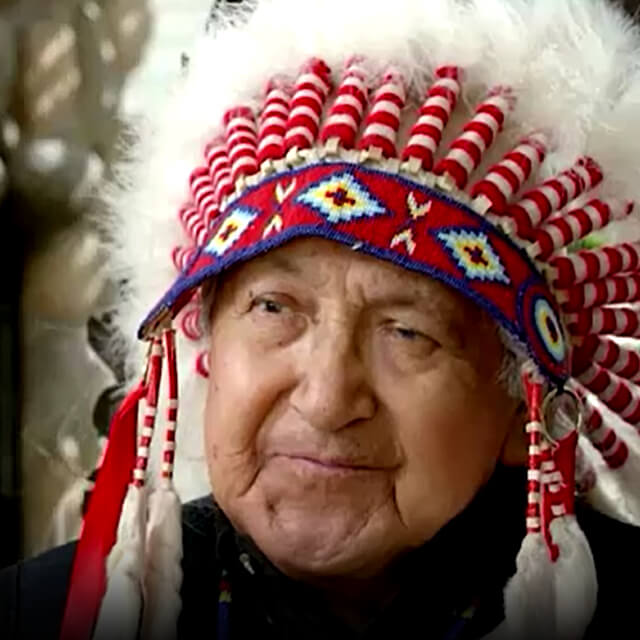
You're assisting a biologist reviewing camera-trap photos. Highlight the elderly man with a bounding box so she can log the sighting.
[3,0,640,639]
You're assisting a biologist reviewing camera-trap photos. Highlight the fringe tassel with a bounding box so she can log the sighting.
[93,338,164,639]
[498,367,598,639]
[92,485,147,640]
[487,519,596,640]
[499,366,557,639]
[59,379,147,640]
[549,516,597,639]
[141,487,183,640]
[500,533,557,639]
[141,329,183,640]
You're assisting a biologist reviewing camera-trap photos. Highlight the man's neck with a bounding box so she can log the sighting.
[306,561,407,631]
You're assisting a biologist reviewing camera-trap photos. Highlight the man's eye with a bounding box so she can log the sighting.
[382,321,438,364]
[249,297,285,314]
[392,325,423,341]
[245,294,306,346]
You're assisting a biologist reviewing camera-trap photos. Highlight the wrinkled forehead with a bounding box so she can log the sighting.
[210,236,491,327]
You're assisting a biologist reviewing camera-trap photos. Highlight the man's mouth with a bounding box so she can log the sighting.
[271,453,393,473]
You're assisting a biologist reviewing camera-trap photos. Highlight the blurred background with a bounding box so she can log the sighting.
[0,0,219,568]
[1,0,639,568]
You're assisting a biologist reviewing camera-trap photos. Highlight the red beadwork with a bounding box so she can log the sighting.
[133,338,163,487]
[178,305,203,341]
[550,241,640,287]
[195,350,210,378]
[559,273,640,312]
[320,57,368,150]
[523,369,544,534]
[358,67,406,158]
[171,245,197,273]
[205,140,234,202]
[284,58,333,152]
[435,88,513,189]
[258,80,291,163]
[582,397,630,469]
[576,363,640,426]
[506,157,603,239]
[530,200,632,262]
[161,330,178,480]
[402,66,461,171]
[224,106,259,183]
[573,335,640,384]
[188,167,219,228]
[471,134,546,214]
[178,205,209,245]
[566,306,640,338]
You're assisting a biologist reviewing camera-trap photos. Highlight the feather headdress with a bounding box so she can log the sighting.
[60,2,640,639]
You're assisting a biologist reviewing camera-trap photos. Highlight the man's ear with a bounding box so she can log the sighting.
[499,401,529,466]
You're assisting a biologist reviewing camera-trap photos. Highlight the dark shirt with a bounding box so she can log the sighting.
[1,466,638,639]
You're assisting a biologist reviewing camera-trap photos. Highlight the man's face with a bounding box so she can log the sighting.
[204,238,520,580]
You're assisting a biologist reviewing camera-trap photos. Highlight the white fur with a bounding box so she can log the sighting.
[141,486,183,640]
[494,518,597,640]
[499,532,557,639]
[550,516,598,640]
[93,485,146,640]
[105,0,640,506]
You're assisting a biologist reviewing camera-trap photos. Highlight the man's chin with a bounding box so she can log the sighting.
[237,498,401,579]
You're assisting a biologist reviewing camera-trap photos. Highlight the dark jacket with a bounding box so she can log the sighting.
[1,466,638,639]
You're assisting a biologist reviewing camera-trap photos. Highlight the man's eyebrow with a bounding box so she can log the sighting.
[258,254,304,275]
[365,288,452,313]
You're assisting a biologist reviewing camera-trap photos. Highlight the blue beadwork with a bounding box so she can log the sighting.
[295,170,387,223]
[217,570,232,639]
[205,207,260,257]
[436,228,510,285]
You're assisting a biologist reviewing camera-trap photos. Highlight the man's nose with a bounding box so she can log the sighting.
[289,323,376,432]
